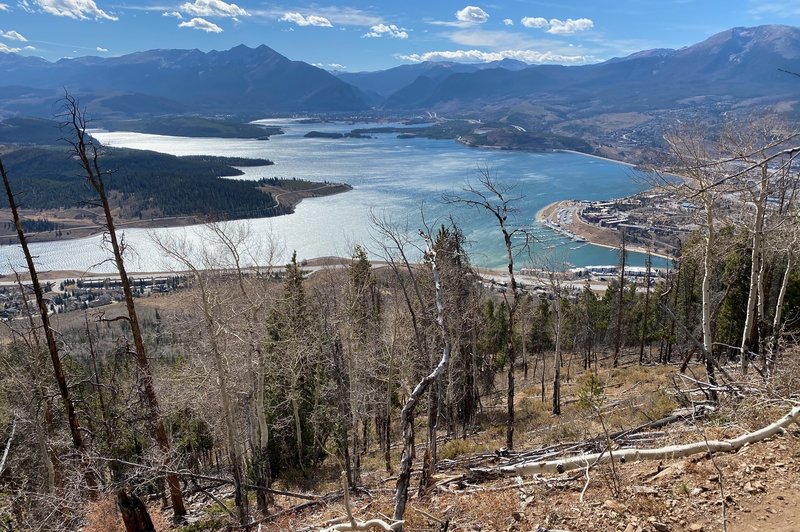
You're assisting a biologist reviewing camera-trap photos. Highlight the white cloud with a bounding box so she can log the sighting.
[96,46,108,52]
[24,45,36,50]
[178,16,222,32]
[180,0,246,18]
[1,30,27,41]
[521,17,593,34]
[162,10,182,19]
[748,0,800,17]
[429,5,490,27]
[280,12,332,27]
[448,28,538,49]
[398,48,594,65]
[316,7,380,26]
[0,3,9,10]
[250,6,380,26]
[521,17,548,29]
[34,0,117,20]
[547,18,593,34]
[455,5,489,24]
[0,43,21,53]
[503,18,513,26]
[363,23,408,39]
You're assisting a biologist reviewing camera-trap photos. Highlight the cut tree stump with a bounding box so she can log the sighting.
[117,490,155,532]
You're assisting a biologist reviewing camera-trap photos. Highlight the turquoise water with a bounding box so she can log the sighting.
[0,119,668,274]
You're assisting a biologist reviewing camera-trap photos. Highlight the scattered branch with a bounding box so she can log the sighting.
[476,405,800,476]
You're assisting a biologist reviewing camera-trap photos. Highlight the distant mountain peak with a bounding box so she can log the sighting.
[686,23,800,60]
[606,48,676,63]
[0,44,370,115]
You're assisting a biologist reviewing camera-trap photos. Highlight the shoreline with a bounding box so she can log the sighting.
[535,199,673,261]
[0,256,626,286]
[555,149,639,168]
[0,182,352,246]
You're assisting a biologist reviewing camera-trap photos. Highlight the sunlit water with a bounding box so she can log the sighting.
[0,119,668,274]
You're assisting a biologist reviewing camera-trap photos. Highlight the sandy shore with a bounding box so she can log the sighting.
[535,200,672,260]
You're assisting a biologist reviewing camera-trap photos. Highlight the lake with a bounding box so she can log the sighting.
[0,119,669,274]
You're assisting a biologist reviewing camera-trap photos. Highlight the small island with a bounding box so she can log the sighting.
[304,131,373,139]
[97,116,284,139]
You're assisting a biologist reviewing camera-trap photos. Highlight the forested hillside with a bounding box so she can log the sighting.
[0,114,799,531]
[0,146,281,219]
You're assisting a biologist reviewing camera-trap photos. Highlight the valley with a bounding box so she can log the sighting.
[0,14,800,532]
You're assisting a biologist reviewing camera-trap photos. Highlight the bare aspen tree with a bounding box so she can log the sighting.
[152,231,249,524]
[660,129,726,401]
[769,212,800,368]
[639,249,653,364]
[547,272,565,415]
[310,255,366,489]
[205,220,278,513]
[337,245,383,486]
[0,158,97,490]
[390,231,451,528]
[718,122,800,374]
[612,229,627,367]
[768,150,800,363]
[370,214,439,475]
[62,95,186,516]
[444,168,526,450]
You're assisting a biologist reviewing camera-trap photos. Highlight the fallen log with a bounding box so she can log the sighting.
[319,473,404,532]
[475,405,800,476]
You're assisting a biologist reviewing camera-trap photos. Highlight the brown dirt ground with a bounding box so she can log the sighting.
[140,355,800,532]
[259,427,800,532]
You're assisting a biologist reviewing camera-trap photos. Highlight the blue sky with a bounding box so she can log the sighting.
[2,1,800,71]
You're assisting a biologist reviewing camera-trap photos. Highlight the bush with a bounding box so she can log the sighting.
[577,371,605,409]
[439,438,488,460]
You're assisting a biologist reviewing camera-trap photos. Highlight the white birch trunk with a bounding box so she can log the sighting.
[740,168,768,374]
[702,204,715,359]
[490,405,800,476]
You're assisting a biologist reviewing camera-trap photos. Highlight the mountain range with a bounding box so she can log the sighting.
[379,25,800,112]
[0,44,369,116]
[0,25,798,124]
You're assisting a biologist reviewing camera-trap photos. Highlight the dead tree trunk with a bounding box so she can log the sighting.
[700,206,719,402]
[117,490,155,532]
[552,293,563,416]
[487,405,800,477]
[640,251,652,364]
[443,172,524,450]
[392,236,452,529]
[770,244,794,370]
[0,158,98,491]
[64,96,185,516]
[612,229,627,367]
